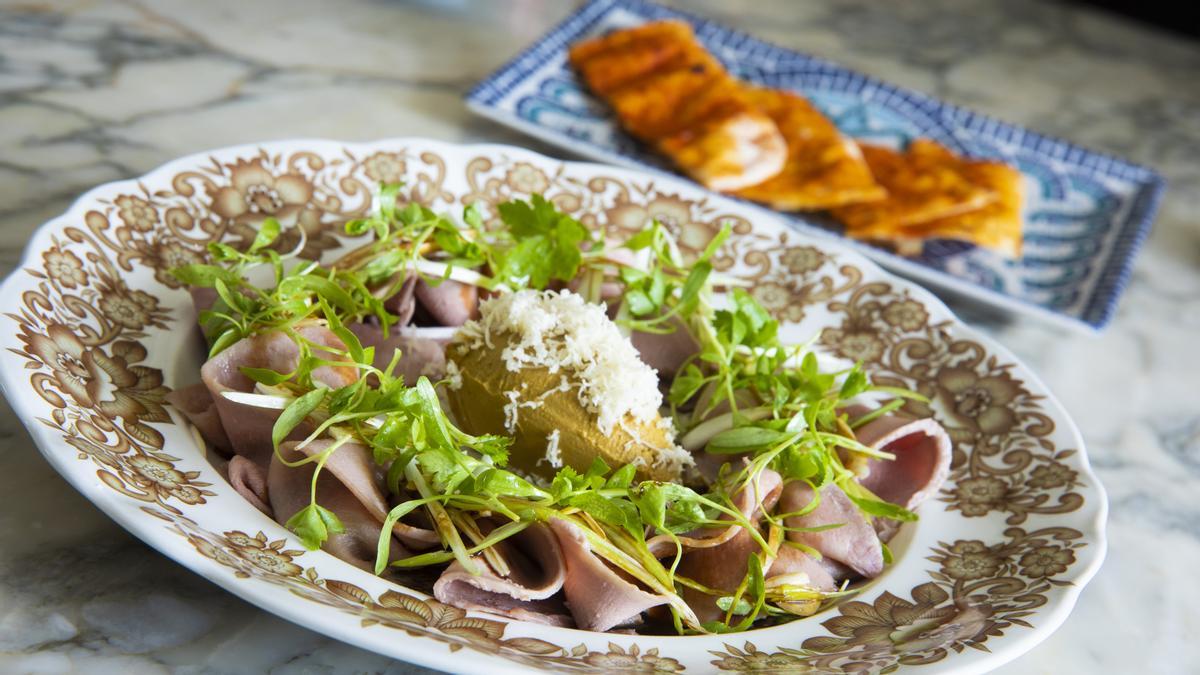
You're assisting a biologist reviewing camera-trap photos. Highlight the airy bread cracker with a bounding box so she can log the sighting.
[887,161,1024,257]
[734,87,885,210]
[833,140,996,233]
[841,140,1023,256]
[571,21,787,191]
[602,48,724,140]
[570,20,709,99]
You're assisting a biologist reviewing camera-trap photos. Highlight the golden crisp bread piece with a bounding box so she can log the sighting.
[658,108,788,192]
[845,154,1024,258]
[603,48,724,140]
[654,74,788,191]
[571,21,787,191]
[569,20,692,68]
[733,87,886,210]
[569,20,702,97]
[900,161,1024,257]
[833,140,996,234]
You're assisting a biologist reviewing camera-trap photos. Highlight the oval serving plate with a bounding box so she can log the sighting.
[0,138,1106,674]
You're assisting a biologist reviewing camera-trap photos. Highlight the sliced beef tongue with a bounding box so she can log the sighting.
[166,382,231,452]
[847,405,952,512]
[780,481,884,579]
[766,544,837,591]
[268,442,410,572]
[413,277,478,327]
[200,326,357,469]
[548,518,671,632]
[433,523,572,627]
[383,275,419,327]
[285,439,438,550]
[227,455,272,517]
[292,440,389,519]
[630,317,700,378]
[348,322,446,385]
[675,469,784,623]
[189,287,219,316]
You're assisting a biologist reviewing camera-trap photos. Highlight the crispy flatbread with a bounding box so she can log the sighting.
[874,161,1024,257]
[571,21,786,191]
[840,140,1023,256]
[569,20,702,96]
[833,139,996,233]
[734,87,886,210]
[602,47,724,140]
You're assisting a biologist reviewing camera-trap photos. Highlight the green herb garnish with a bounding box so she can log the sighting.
[173,185,922,635]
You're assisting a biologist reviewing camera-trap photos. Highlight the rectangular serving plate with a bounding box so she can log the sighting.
[465,0,1165,332]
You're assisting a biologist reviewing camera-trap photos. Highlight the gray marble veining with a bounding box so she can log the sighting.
[1,0,1197,673]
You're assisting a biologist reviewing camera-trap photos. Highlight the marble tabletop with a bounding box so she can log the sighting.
[1,0,1197,673]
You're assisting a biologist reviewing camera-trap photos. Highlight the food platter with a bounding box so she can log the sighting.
[0,138,1106,674]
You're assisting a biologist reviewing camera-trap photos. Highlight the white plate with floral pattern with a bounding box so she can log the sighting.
[0,138,1106,674]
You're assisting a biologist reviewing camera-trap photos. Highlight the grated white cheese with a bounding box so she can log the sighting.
[619,418,696,477]
[542,429,563,469]
[452,289,663,436]
[502,389,522,433]
[651,443,696,477]
[444,359,463,390]
[649,415,695,476]
[501,383,549,434]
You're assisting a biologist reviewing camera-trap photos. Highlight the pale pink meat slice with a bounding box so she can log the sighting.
[780,481,883,578]
[548,517,670,631]
[414,277,478,327]
[347,322,445,385]
[675,469,783,622]
[166,382,231,452]
[268,442,411,571]
[847,404,952,511]
[766,543,837,591]
[630,317,700,378]
[227,454,271,516]
[433,523,571,627]
[200,326,356,469]
[282,439,438,550]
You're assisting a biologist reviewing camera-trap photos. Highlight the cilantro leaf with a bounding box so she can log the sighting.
[495,195,587,288]
[285,503,345,550]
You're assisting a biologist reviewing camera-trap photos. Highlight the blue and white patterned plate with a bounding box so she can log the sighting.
[465,0,1165,332]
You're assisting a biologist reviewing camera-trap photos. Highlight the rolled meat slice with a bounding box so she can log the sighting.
[189,287,218,316]
[268,441,412,571]
[283,439,438,550]
[228,454,272,517]
[675,469,783,622]
[166,382,231,452]
[847,405,952,511]
[383,275,419,327]
[433,522,571,627]
[548,517,671,632]
[779,481,883,579]
[348,322,446,385]
[630,317,700,378]
[766,544,837,592]
[414,277,478,327]
[200,325,357,469]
